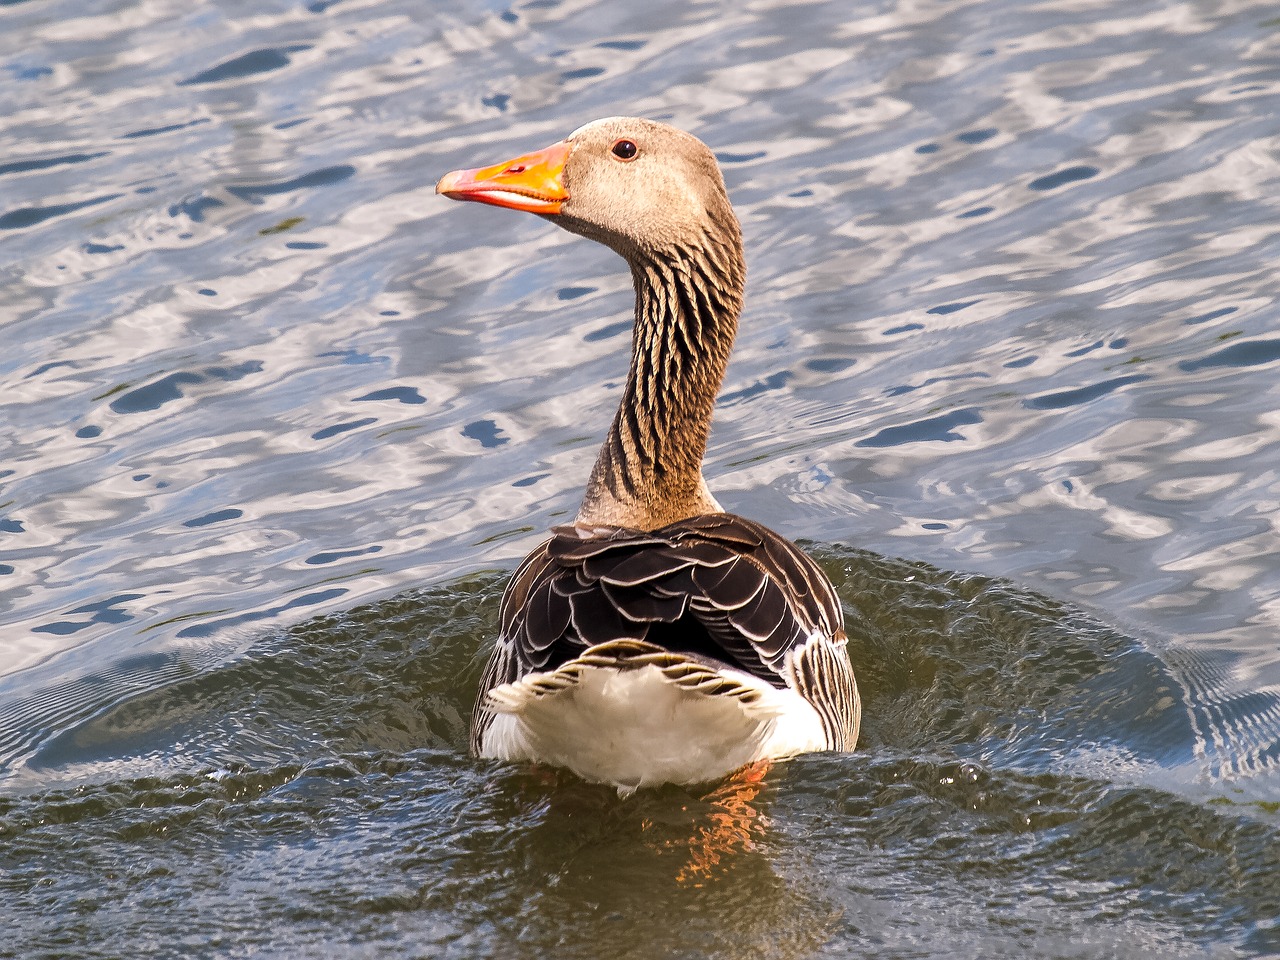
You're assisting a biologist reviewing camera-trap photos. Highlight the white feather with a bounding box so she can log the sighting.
[479,656,826,794]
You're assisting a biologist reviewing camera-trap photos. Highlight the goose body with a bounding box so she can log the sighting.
[438,118,859,791]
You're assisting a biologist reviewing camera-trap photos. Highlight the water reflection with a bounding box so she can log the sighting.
[3,0,1280,952]
[0,556,1276,955]
[476,767,833,958]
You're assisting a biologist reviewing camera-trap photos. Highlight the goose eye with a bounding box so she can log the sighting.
[611,139,638,161]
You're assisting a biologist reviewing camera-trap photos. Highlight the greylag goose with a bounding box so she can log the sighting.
[437,117,859,793]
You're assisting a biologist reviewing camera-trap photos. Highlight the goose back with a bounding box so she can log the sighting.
[471,513,859,754]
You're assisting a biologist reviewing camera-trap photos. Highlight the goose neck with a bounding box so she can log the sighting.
[577,238,746,530]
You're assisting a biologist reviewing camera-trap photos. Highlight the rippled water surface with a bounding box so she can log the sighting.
[3,0,1280,956]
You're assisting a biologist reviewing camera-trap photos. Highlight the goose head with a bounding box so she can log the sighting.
[436,117,741,263]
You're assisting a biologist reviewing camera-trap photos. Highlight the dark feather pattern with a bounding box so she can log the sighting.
[470,512,857,753]
[449,119,862,776]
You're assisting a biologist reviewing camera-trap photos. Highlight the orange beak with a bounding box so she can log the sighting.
[435,141,571,215]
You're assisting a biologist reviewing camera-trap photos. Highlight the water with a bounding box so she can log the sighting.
[2,0,1279,955]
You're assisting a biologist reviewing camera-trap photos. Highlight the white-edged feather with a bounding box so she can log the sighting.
[479,641,826,794]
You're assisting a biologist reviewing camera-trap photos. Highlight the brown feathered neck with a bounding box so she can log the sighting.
[576,217,746,530]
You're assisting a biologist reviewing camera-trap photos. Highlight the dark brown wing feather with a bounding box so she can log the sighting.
[470,512,857,753]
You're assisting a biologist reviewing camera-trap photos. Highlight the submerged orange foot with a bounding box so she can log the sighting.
[675,760,772,886]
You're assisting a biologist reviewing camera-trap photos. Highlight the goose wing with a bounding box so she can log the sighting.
[471,513,858,752]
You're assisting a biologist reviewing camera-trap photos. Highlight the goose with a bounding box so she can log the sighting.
[437,117,859,794]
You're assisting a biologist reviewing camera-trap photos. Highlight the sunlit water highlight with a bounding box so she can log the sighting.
[2,0,1279,956]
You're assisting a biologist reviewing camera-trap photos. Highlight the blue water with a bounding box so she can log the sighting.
[3,0,1280,955]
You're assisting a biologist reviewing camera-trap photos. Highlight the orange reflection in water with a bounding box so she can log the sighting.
[641,760,772,887]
